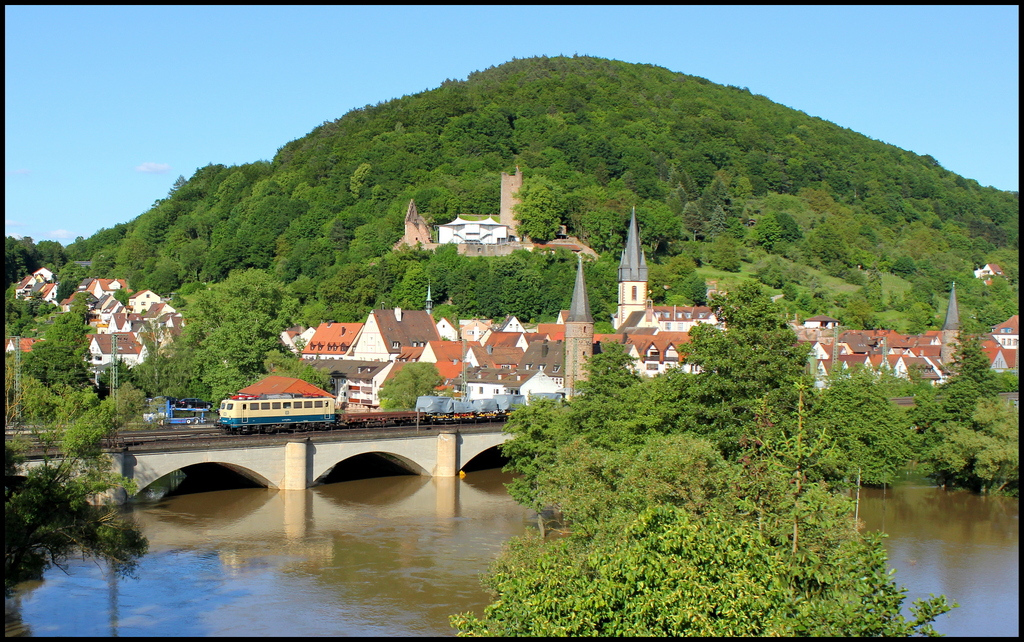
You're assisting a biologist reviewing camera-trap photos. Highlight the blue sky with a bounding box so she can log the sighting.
[5,5,1018,244]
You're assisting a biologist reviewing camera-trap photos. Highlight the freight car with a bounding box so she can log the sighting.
[217,393,526,435]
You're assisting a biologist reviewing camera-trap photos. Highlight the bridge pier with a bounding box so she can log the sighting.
[282,440,310,490]
[434,430,459,477]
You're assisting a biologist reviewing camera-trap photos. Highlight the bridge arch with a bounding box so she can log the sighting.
[124,448,285,492]
[314,451,429,485]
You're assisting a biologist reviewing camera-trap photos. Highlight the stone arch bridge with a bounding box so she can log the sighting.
[110,426,509,494]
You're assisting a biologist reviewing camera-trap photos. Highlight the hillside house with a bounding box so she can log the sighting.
[459,319,492,342]
[804,315,841,329]
[128,289,162,315]
[345,308,440,362]
[435,317,459,341]
[974,263,1004,279]
[87,333,147,370]
[308,358,394,408]
[302,322,363,359]
[5,337,42,353]
[991,315,1018,349]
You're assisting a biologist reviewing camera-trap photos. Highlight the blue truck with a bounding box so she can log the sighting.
[143,396,216,426]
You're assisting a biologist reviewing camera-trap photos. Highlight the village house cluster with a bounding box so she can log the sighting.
[284,211,1018,409]
[7,199,1017,407]
[9,270,184,382]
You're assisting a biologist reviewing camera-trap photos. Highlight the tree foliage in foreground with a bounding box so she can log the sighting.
[912,334,1019,495]
[456,285,955,635]
[378,362,443,410]
[5,364,148,596]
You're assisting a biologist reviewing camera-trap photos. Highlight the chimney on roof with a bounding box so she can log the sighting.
[542,343,549,357]
[395,307,403,322]
[487,345,493,354]
[327,321,332,327]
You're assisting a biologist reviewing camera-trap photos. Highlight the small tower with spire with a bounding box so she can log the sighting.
[615,207,649,330]
[425,282,433,316]
[940,282,960,364]
[564,257,595,398]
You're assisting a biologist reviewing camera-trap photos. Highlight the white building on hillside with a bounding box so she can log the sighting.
[437,215,511,245]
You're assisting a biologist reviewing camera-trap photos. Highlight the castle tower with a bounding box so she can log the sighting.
[564,258,594,398]
[395,199,432,249]
[615,207,649,330]
[940,282,960,364]
[499,166,524,238]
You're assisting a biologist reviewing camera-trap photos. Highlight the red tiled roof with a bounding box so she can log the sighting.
[485,332,522,347]
[992,315,1019,334]
[424,340,465,363]
[303,322,363,356]
[237,375,333,398]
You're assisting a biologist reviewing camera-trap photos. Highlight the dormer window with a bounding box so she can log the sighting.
[392,341,400,349]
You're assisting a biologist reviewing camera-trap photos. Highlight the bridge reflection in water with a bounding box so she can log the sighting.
[11,467,528,637]
[112,425,510,499]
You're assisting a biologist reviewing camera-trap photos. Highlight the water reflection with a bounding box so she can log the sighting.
[9,469,1017,637]
[9,469,525,637]
[858,479,1019,637]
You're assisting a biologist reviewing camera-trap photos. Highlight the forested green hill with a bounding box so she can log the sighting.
[10,55,1018,332]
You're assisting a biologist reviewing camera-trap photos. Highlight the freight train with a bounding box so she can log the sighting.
[217,392,527,435]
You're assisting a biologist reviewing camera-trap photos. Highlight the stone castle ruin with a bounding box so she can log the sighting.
[394,168,595,258]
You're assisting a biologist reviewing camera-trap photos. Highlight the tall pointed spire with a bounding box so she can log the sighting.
[618,207,648,282]
[942,282,959,331]
[425,282,433,315]
[566,257,593,323]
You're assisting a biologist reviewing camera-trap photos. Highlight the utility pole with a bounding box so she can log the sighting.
[12,336,22,423]
[110,334,119,400]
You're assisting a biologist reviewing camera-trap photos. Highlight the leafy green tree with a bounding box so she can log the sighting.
[938,333,998,422]
[513,176,564,242]
[810,368,914,485]
[680,272,707,306]
[183,269,297,402]
[378,362,443,410]
[924,397,1018,495]
[707,235,742,272]
[458,427,953,636]
[5,366,148,596]
[684,282,809,455]
[262,349,331,391]
[754,212,784,252]
[22,295,91,389]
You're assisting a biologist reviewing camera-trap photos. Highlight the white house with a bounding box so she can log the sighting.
[128,290,162,315]
[345,308,440,362]
[437,215,511,245]
[990,315,1018,350]
[804,315,841,329]
[435,317,459,341]
[974,263,1004,279]
[86,333,147,370]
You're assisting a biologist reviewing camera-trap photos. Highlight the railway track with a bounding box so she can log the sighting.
[8,417,509,456]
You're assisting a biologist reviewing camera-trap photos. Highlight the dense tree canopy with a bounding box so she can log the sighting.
[6,55,1004,338]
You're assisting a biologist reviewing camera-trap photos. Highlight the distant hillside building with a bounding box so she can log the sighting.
[397,200,433,248]
[391,167,595,258]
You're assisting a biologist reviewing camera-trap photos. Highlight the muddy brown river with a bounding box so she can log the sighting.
[5,468,1019,636]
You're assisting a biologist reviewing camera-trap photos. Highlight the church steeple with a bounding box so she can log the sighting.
[940,282,960,366]
[425,282,433,315]
[618,207,648,282]
[566,257,593,323]
[564,257,594,398]
[615,207,649,330]
[942,282,959,331]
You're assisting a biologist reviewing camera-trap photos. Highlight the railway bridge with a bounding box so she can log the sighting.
[106,425,510,497]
